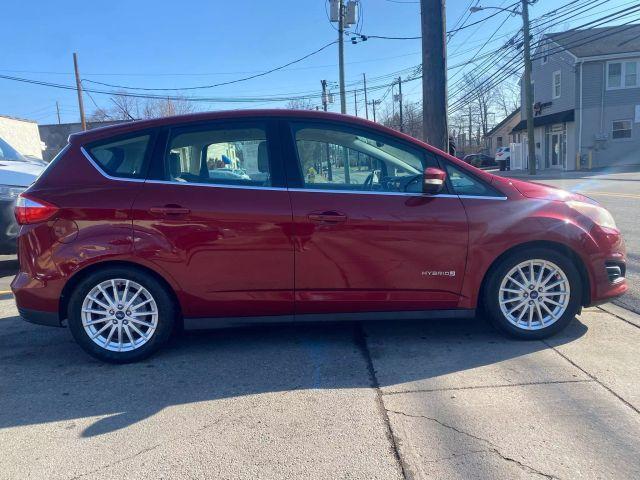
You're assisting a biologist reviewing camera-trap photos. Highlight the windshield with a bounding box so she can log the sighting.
[0,137,26,162]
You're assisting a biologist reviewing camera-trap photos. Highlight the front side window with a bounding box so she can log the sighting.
[445,163,501,197]
[87,134,150,179]
[553,71,561,98]
[608,63,622,88]
[612,120,632,139]
[165,125,271,186]
[292,123,429,193]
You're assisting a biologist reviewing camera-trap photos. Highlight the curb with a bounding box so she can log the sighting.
[597,303,640,329]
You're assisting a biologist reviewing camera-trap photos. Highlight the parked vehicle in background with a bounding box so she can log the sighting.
[495,147,511,171]
[0,137,45,253]
[11,110,627,363]
[462,153,496,168]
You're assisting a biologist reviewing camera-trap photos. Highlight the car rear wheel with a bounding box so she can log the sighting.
[68,267,176,363]
[484,248,582,339]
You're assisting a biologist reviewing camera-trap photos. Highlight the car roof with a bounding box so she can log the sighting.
[70,109,395,144]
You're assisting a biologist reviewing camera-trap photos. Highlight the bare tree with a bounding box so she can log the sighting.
[286,98,317,110]
[495,82,520,118]
[89,93,195,121]
[142,97,195,118]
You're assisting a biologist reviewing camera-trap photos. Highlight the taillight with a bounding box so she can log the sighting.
[14,194,59,225]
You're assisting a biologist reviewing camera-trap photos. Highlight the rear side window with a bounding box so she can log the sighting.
[164,124,271,187]
[87,135,151,179]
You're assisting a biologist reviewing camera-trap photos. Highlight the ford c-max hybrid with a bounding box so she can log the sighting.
[11,110,627,362]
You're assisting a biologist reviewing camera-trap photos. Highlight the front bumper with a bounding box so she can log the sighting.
[18,307,62,327]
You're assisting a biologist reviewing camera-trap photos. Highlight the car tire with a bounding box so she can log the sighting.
[68,267,176,363]
[483,248,582,339]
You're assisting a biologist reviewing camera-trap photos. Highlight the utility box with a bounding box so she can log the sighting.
[345,1,359,26]
[329,0,340,22]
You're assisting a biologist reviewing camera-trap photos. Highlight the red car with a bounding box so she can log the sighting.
[11,110,627,363]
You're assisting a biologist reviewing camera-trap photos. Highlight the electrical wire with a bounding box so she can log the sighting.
[82,40,338,91]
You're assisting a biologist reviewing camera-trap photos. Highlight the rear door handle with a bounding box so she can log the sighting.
[149,206,191,216]
[308,211,348,223]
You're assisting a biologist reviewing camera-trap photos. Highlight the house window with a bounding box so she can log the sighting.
[541,45,548,65]
[608,63,622,88]
[625,62,637,87]
[608,61,639,89]
[553,71,561,99]
[496,136,503,148]
[612,120,632,139]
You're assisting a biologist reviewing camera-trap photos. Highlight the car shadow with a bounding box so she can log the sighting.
[0,313,587,438]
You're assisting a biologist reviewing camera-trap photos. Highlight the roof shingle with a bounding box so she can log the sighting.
[546,24,640,58]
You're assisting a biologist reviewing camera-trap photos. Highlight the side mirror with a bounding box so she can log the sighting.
[423,167,446,195]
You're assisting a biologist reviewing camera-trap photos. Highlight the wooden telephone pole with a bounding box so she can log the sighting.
[420,0,448,150]
[73,53,87,131]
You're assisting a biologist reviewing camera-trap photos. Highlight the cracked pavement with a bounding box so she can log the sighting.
[1,298,640,479]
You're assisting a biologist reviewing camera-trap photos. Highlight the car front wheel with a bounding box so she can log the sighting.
[484,248,582,339]
[68,267,176,363]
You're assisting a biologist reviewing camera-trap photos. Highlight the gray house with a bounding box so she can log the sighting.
[512,25,640,170]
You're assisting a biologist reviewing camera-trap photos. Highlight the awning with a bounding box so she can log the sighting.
[511,109,574,132]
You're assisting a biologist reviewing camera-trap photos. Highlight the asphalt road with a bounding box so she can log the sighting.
[1,299,640,479]
[496,168,640,314]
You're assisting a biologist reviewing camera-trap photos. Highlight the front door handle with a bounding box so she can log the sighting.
[149,205,191,216]
[308,211,348,223]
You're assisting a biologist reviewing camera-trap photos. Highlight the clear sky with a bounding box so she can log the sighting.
[0,0,634,125]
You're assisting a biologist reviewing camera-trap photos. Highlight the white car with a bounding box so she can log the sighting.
[495,147,511,170]
[0,137,46,253]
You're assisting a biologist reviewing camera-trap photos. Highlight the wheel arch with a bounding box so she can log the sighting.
[59,260,183,324]
[478,240,591,311]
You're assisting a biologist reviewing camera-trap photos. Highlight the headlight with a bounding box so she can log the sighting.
[567,200,617,230]
[0,185,25,201]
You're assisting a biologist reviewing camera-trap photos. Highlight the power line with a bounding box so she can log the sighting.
[82,40,337,91]
[349,1,519,40]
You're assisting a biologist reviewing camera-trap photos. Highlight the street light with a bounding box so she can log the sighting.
[470,1,536,175]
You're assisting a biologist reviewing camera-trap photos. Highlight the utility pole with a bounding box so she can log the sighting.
[55,101,61,124]
[391,84,396,119]
[420,0,448,150]
[397,76,404,133]
[321,80,329,112]
[338,0,347,114]
[371,100,380,122]
[363,73,369,119]
[362,73,369,120]
[321,80,332,180]
[73,53,87,131]
[354,90,358,116]
[522,0,536,175]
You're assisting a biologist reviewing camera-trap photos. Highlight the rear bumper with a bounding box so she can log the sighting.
[18,307,62,327]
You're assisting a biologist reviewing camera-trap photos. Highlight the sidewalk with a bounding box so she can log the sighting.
[491,164,640,181]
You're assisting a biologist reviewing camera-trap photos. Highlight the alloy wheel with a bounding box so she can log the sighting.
[81,278,158,352]
[498,259,571,330]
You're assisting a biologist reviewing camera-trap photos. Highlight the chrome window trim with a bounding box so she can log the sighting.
[287,188,506,200]
[145,179,286,191]
[81,146,147,183]
[81,148,507,199]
